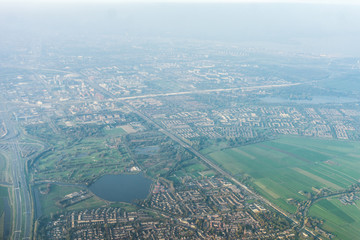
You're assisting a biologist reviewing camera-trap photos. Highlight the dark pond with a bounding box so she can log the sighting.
[89,173,152,203]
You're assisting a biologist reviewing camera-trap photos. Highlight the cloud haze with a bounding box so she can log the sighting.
[1,1,360,56]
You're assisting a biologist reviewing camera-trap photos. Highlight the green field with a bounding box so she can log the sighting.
[104,127,126,136]
[0,186,8,215]
[0,186,10,239]
[309,198,360,240]
[31,127,130,183]
[0,153,7,182]
[37,184,107,217]
[206,136,360,236]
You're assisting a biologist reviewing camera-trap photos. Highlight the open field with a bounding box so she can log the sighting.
[104,126,126,135]
[0,153,7,183]
[67,195,107,212]
[167,157,214,186]
[37,184,107,217]
[309,198,360,240]
[108,202,138,212]
[206,135,360,233]
[0,186,8,216]
[0,213,4,240]
[119,125,136,134]
[0,186,10,239]
[31,128,130,183]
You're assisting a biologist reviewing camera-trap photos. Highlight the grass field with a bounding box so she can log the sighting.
[32,128,130,183]
[166,156,215,186]
[0,186,8,217]
[206,135,360,237]
[0,213,4,240]
[108,202,138,212]
[0,153,7,182]
[309,198,360,240]
[104,127,126,136]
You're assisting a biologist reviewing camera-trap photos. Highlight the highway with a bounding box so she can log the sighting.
[0,102,32,240]
[128,104,299,224]
[114,82,302,101]
[126,101,333,237]
[89,79,320,237]
[91,80,299,222]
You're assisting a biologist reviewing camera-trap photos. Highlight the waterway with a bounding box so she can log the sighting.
[89,173,152,203]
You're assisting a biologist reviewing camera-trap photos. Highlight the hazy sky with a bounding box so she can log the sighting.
[1,0,360,56]
[1,0,360,4]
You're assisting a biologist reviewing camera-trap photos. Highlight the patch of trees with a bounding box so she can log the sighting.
[59,124,105,140]
[25,123,54,141]
[227,134,271,148]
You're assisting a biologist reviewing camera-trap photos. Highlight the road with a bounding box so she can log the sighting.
[88,79,325,238]
[90,80,300,223]
[114,82,302,101]
[298,189,360,235]
[0,102,32,240]
[130,105,299,223]
[124,98,332,237]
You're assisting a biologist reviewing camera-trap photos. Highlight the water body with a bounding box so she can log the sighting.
[261,96,359,104]
[89,174,152,203]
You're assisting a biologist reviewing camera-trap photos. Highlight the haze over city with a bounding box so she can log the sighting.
[0,1,360,239]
